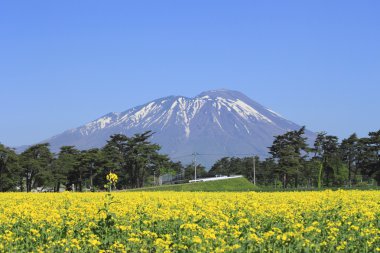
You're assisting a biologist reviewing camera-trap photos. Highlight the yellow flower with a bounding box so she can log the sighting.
[88,239,101,247]
[350,225,359,231]
[128,237,141,243]
[192,236,202,244]
[106,172,118,184]
[0,190,378,252]
[264,231,275,239]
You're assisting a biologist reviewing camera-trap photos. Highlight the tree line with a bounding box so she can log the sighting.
[209,127,380,188]
[0,131,187,192]
[0,128,379,191]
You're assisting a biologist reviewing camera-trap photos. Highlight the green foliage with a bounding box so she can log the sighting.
[1,127,379,192]
[103,131,171,189]
[183,163,207,180]
[361,130,380,185]
[340,133,359,186]
[53,146,79,192]
[0,144,19,191]
[19,143,53,192]
[207,128,379,189]
[269,126,308,188]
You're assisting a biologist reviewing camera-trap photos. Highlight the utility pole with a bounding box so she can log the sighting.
[192,152,198,181]
[252,155,256,186]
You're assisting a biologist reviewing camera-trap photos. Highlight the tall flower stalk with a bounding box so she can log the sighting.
[105,172,118,192]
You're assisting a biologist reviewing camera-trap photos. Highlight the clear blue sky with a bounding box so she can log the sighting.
[0,1,379,147]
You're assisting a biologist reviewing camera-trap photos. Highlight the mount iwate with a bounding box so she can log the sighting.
[37,89,315,166]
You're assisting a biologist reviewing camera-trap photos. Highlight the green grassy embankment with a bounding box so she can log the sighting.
[128,177,257,192]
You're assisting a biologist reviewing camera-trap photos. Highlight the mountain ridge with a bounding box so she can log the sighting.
[20,89,316,167]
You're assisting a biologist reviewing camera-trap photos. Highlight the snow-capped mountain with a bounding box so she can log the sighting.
[41,89,315,166]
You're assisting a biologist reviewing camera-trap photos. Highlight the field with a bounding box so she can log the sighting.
[129,177,257,192]
[0,191,379,252]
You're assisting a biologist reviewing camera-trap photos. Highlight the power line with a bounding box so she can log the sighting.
[171,154,193,159]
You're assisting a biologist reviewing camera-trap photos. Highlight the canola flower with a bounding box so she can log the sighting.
[105,172,118,191]
[0,190,378,252]
[106,173,118,185]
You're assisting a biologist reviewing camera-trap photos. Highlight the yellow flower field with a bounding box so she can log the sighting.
[0,190,379,252]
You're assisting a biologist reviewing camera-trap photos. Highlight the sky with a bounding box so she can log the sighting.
[0,0,379,147]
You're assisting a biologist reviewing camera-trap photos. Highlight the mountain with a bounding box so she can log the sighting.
[36,89,315,167]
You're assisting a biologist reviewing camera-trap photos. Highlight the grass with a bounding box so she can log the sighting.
[128,177,257,192]
[256,185,380,192]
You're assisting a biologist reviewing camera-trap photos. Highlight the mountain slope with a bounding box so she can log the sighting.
[42,89,315,166]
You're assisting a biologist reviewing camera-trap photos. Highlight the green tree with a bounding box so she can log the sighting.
[269,127,308,188]
[184,163,207,180]
[70,148,103,192]
[103,131,169,189]
[340,133,359,186]
[312,132,327,188]
[312,133,348,187]
[209,157,231,177]
[301,158,321,188]
[20,143,53,192]
[53,146,79,192]
[0,144,20,191]
[125,131,168,188]
[259,158,279,187]
[102,134,129,188]
[360,130,380,185]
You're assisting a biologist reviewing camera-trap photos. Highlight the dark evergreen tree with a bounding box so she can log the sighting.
[52,146,79,192]
[102,134,129,188]
[0,144,20,191]
[312,133,348,187]
[208,157,230,177]
[361,130,380,185]
[340,133,359,186]
[69,148,103,192]
[269,126,308,188]
[184,163,207,180]
[124,131,169,188]
[20,143,53,192]
[102,131,170,188]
